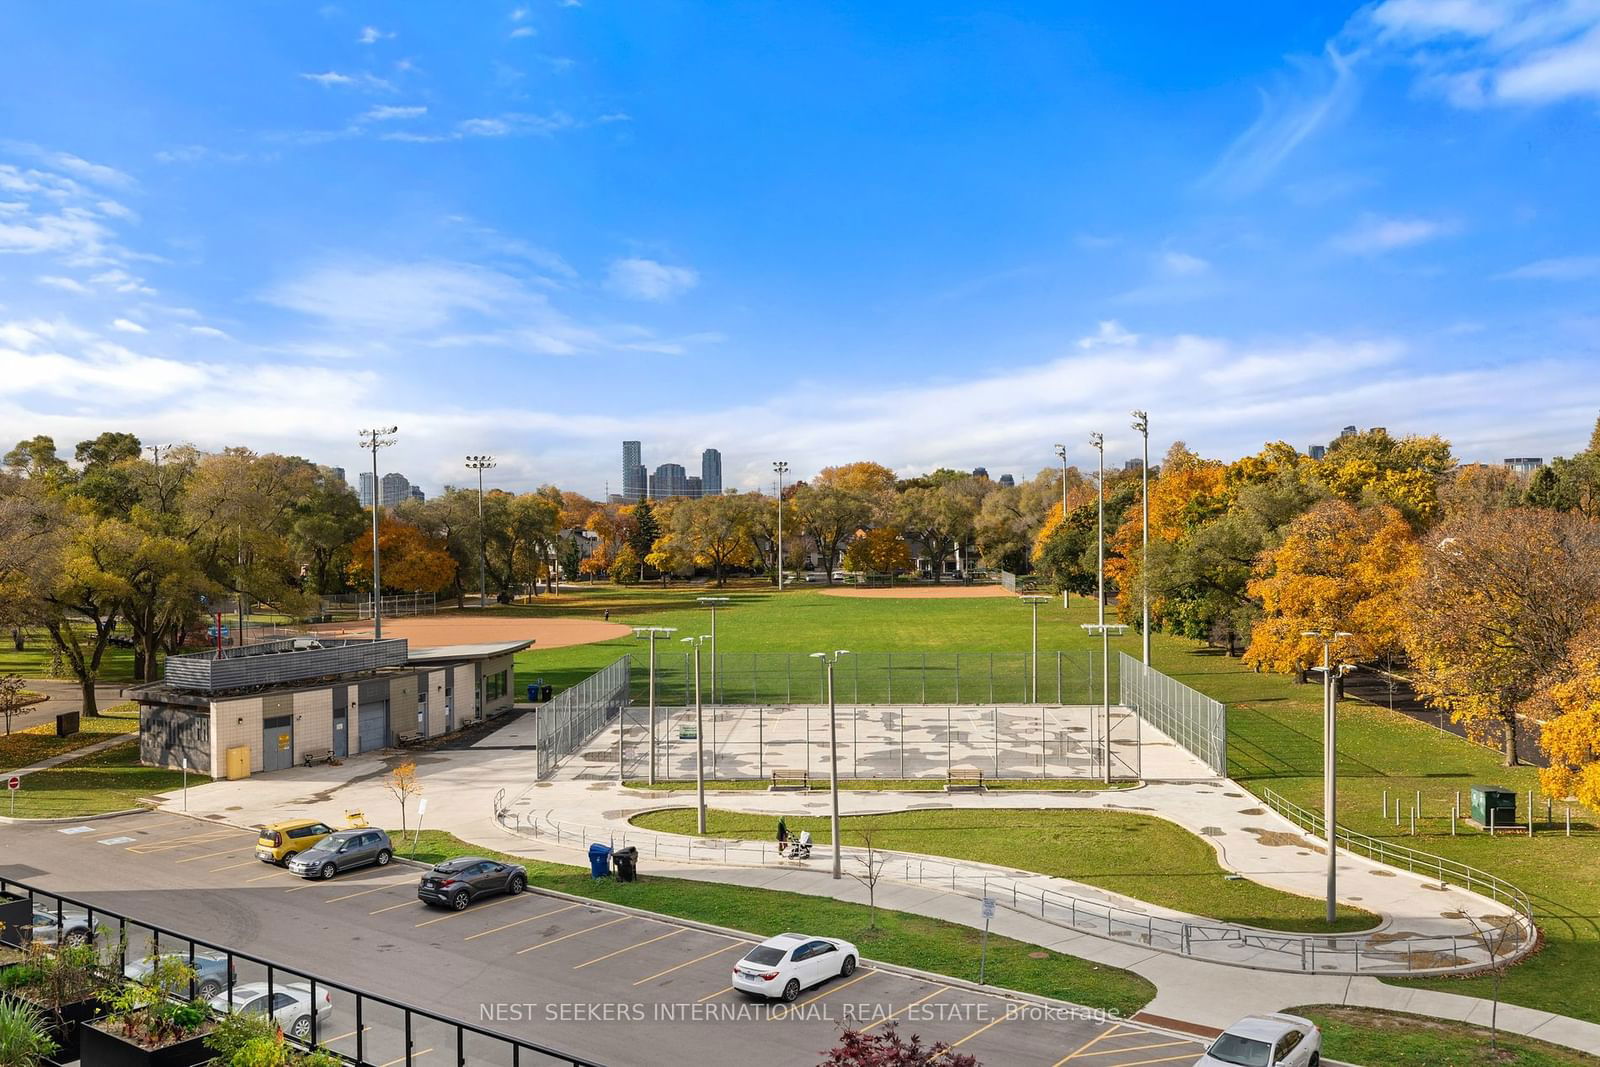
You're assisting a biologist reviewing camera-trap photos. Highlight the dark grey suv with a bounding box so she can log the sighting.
[286,829,393,880]
[418,857,527,910]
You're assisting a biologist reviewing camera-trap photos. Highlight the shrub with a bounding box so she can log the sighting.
[0,998,59,1067]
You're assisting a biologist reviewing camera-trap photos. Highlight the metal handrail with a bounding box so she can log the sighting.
[505,804,1534,977]
[0,875,606,1067]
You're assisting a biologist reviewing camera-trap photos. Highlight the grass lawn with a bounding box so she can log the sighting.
[394,828,1156,1017]
[0,701,141,772]
[629,807,1377,934]
[622,778,1136,792]
[2,738,206,818]
[0,628,141,683]
[1293,1005,1597,1066]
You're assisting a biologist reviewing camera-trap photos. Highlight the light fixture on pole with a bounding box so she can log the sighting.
[1053,444,1068,518]
[1019,595,1051,703]
[773,461,789,590]
[682,635,711,834]
[809,649,851,879]
[1131,411,1150,666]
[1088,432,1105,627]
[697,597,730,706]
[465,456,496,609]
[633,626,677,784]
[1304,628,1353,925]
[1081,622,1128,782]
[358,426,398,639]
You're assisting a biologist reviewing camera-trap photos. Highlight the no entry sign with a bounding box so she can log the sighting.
[6,776,18,790]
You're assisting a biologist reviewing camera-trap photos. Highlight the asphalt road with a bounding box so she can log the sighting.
[1,811,1206,1067]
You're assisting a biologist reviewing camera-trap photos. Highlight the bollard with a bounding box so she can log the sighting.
[1394,804,1401,828]
[1529,790,1534,838]
[1382,789,1388,819]
[1455,790,1461,819]
[1566,805,1571,837]
[1410,806,1416,836]
[1451,806,1456,836]
[1416,790,1422,819]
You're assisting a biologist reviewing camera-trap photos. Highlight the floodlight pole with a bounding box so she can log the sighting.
[1021,595,1049,704]
[773,461,789,590]
[1132,411,1150,666]
[1053,444,1067,518]
[698,597,729,705]
[1089,432,1105,627]
[683,636,710,834]
[1082,623,1127,782]
[812,650,850,879]
[358,426,398,639]
[1305,628,1353,925]
[465,456,497,608]
[634,626,677,784]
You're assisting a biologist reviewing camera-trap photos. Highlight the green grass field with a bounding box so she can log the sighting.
[0,700,141,773]
[1294,1005,1596,1066]
[489,583,1600,1026]
[1,737,206,818]
[629,806,1378,934]
[398,828,1156,1015]
[0,628,141,682]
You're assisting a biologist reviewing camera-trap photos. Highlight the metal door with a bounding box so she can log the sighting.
[358,700,389,753]
[333,689,348,758]
[263,715,294,772]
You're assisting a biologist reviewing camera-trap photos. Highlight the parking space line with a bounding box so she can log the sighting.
[128,829,239,854]
[861,987,948,1033]
[514,915,630,955]
[632,943,743,986]
[696,985,734,1003]
[322,1026,369,1044]
[210,859,259,873]
[377,1049,431,1066]
[371,900,420,916]
[282,881,323,893]
[1067,1039,1195,1059]
[244,871,286,884]
[771,967,878,1020]
[939,1004,1021,1056]
[463,902,584,941]
[414,895,516,928]
[1054,1025,1126,1064]
[174,845,252,864]
[1101,1054,1197,1067]
[573,927,684,970]
[326,883,407,903]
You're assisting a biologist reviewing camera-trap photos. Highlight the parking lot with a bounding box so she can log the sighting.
[2,812,1206,1067]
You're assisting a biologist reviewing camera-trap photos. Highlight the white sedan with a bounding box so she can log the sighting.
[208,981,334,1041]
[732,932,858,1002]
[1196,1013,1322,1067]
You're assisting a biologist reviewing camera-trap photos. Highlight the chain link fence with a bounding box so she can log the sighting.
[536,655,630,778]
[1117,651,1226,776]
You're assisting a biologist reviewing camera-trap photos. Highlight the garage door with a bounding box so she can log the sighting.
[357,700,389,753]
[263,715,294,772]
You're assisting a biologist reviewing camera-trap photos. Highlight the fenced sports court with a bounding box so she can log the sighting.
[532,651,1225,783]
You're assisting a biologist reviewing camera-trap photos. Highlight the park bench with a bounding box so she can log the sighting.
[301,748,334,768]
[769,769,810,792]
[396,731,424,747]
[946,768,985,793]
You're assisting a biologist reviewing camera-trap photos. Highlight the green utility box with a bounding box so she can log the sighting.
[1471,785,1516,828]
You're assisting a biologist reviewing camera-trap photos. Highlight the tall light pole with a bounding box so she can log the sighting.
[1020,595,1050,703]
[1305,629,1353,925]
[359,426,398,639]
[773,461,789,590]
[633,626,677,784]
[810,649,851,879]
[682,635,711,833]
[465,455,496,609]
[1081,613,1126,781]
[697,597,729,704]
[1053,444,1068,518]
[1131,411,1150,666]
[1088,432,1105,627]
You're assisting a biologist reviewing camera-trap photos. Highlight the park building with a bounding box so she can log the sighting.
[1504,457,1545,476]
[132,637,529,779]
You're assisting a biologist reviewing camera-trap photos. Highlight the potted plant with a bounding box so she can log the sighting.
[0,998,60,1067]
[80,956,213,1067]
[0,921,25,977]
[0,894,31,948]
[0,941,111,1063]
[205,1011,342,1067]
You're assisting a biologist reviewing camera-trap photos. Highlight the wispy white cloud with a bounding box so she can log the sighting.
[357,26,394,44]
[360,105,427,122]
[510,5,529,20]
[36,274,88,293]
[1158,250,1210,276]
[1497,254,1600,281]
[1331,214,1456,254]
[300,70,395,92]
[110,317,147,334]
[511,26,536,39]
[606,257,699,302]
[1077,320,1139,349]
[188,324,232,339]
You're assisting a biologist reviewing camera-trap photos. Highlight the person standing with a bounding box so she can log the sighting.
[777,816,789,856]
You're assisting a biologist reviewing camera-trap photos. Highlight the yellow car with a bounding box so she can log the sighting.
[256,819,337,865]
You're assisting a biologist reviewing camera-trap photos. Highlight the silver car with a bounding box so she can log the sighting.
[124,952,235,999]
[286,828,393,880]
[26,905,95,947]
[208,981,333,1041]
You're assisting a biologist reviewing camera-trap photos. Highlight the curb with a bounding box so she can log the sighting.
[0,806,147,826]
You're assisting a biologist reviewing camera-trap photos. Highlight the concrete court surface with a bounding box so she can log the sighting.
[560,703,1212,782]
[1,809,1207,1067]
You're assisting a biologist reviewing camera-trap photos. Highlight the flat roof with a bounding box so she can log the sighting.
[406,640,533,664]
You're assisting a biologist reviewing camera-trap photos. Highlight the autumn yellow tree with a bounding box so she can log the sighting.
[1106,443,1227,624]
[1243,501,1420,673]
[1536,624,1600,808]
[345,516,458,593]
[842,527,913,574]
[1313,429,1453,526]
[1406,509,1600,765]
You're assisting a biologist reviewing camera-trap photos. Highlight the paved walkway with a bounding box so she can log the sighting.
[3,733,130,779]
[9,679,128,731]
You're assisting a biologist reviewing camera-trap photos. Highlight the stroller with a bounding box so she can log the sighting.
[783,830,813,860]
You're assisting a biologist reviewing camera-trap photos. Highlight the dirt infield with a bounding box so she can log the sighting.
[816,584,1015,599]
[309,615,632,649]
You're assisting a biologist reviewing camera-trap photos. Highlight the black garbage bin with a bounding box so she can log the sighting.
[541,684,553,702]
[612,845,639,883]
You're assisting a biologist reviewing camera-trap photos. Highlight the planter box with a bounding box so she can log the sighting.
[80,1023,213,1067]
[1,990,105,1064]
[0,892,31,947]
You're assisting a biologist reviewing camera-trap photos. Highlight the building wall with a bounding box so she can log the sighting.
[390,673,418,737]
[210,695,265,778]
[481,652,516,715]
[293,687,334,757]
[423,669,448,736]
[453,664,477,721]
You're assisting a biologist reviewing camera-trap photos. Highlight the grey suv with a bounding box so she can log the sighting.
[286,829,393,880]
[417,857,527,910]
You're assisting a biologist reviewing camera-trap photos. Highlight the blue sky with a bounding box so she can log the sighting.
[2,1,1599,496]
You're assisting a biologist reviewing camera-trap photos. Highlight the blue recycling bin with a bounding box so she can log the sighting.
[527,684,538,703]
[588,843,613,879]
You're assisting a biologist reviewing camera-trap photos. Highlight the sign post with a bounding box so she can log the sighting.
[979,897,995,985]
[414,796,429,858]
[181,757,189,811]
[7,775,19,816]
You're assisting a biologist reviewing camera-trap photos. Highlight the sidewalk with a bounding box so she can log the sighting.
[4,733,130,779]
